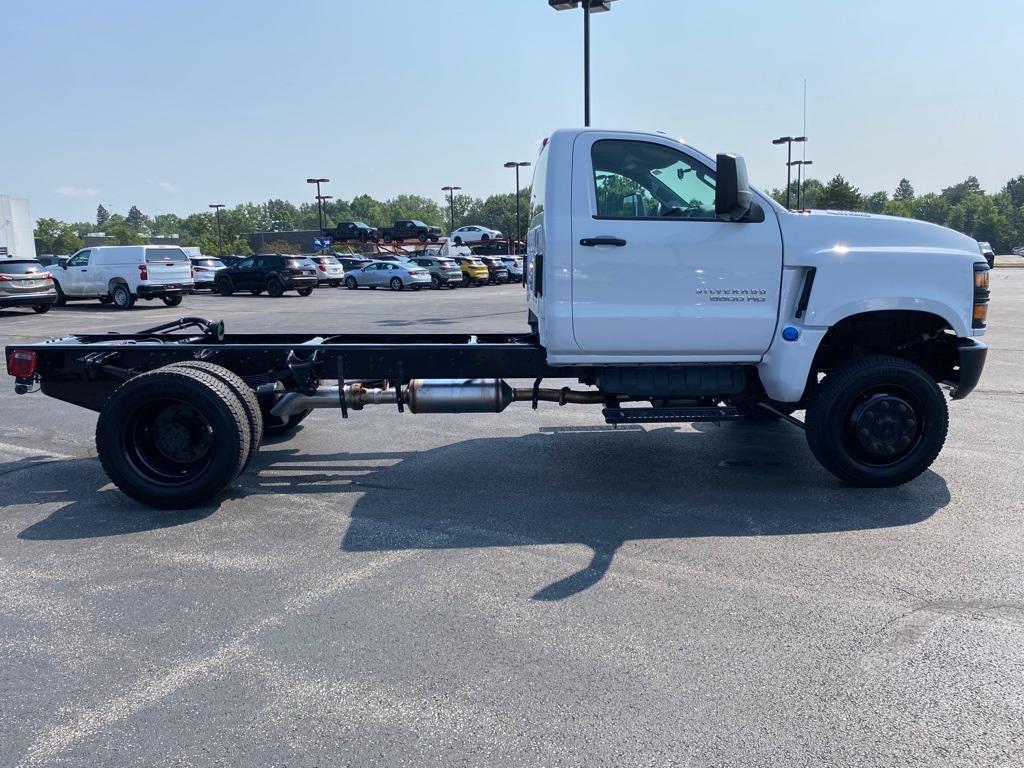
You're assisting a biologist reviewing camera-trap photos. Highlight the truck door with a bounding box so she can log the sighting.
[62,249,92,296]
[570,133,782,358]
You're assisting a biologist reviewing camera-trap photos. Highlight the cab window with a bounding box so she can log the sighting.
[67,250,90,267]
[592,140,716,219]
[235,258,254,269]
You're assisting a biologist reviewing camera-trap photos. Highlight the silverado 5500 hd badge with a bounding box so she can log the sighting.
[695,288,768,302]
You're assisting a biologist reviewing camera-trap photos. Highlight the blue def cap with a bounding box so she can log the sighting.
[782,326,800,342]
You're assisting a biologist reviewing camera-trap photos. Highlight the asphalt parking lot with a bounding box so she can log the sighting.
[2,274,1023,767]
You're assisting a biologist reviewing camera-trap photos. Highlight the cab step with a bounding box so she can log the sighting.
[602,406,742,424]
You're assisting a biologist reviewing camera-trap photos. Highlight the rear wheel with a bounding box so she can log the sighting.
[454,236,462,245]
[345,276,358,289]
[161,295,183,307]
[32,304,51,314]
[164,361,263,473]
[297,286,314,296]
[111,284,135,309]
[805,355,948,487]
[390,277,403,291]
[430,275,441,289]
[266,278,285,297]
[95,367,250,508]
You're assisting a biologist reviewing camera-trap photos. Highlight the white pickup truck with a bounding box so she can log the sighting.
[6,128,990,508]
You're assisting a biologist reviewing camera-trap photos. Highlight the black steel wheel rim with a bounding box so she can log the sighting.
[843,385,924,467]
[123,398,215,485]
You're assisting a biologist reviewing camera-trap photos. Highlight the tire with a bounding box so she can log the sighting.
[161,295,183,307]
[53,281,67,307]
[417,232,428,243]
[390,277,403,291]
[297,286,314,296]
[481,233,490,242]
[216,278,234,296]
[454,236,462,245]
[345,276,358,290]
[95,367,250,508]
[430,275,441,289]
[266,278,285,297]
[262,409,312,439]
[805,355,948,487]
[111,283,135,309]
[164,361,263,473]
[383,233,393,244]
[32,304,51,314]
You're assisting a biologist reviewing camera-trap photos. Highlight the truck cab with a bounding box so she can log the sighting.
[527,128,987,404]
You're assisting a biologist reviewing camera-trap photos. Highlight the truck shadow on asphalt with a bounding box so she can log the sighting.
[14,422,951,601]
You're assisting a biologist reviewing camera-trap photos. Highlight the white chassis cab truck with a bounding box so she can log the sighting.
[6,128,989,508]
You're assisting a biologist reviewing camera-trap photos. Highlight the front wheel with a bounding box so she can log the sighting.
[161,295,183,307]
[345,276,358,290]
[390,277,403,291]
[216,278,234,296]
[805,355,948,487]
[417,232,428,243]
[53,281,67,306]
[297,286,314,296]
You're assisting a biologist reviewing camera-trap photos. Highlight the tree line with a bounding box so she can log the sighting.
[34,171,1024,256]
[34,189,532,256]
[769,173,1024,252]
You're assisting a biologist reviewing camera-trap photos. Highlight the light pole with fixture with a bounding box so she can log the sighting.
[316,195,333,249]
[441,186,462,235]
[306,178,330,236]
[548,0,619,126]
[791,160,813,210]
[771,136,806,209]
[208,204,225,256]
[503,161,531,254]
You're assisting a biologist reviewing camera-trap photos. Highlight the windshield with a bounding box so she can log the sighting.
[0,260,49,275]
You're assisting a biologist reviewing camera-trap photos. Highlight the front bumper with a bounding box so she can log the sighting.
[0,290,58,307]
[947,338,987,400]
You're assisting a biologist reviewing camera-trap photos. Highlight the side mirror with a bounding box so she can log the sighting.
[715,153,753,221]
[60,262,68,270]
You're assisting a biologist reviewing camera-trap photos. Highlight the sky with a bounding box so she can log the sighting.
[3,0,1022,223]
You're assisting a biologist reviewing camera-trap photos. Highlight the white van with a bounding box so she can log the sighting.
[53,245,194,309]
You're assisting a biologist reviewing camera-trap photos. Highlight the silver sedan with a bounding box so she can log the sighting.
[343,260,432,291]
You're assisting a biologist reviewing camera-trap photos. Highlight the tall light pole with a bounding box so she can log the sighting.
[771,136,806,209]
[503,161,531,254]
[791,160,813,210]
[441,186,461,235]
[316,195,333,249]
[548,1,618,126]
[306,177,329,237]
[208,204,225,256]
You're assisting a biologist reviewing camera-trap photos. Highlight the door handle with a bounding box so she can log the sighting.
[579,237,626,247]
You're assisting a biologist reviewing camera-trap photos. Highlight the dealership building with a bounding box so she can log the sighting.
[0,195,36,259]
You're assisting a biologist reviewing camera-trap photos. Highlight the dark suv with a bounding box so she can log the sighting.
[477,256,509,284]
[214,254,318,297]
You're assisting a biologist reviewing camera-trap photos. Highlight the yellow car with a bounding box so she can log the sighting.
[454,256,490,286]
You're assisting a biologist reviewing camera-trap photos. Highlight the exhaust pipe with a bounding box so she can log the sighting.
[269,379,612,420]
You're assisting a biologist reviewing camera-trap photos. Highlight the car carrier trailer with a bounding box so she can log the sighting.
[4,128,990,508]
